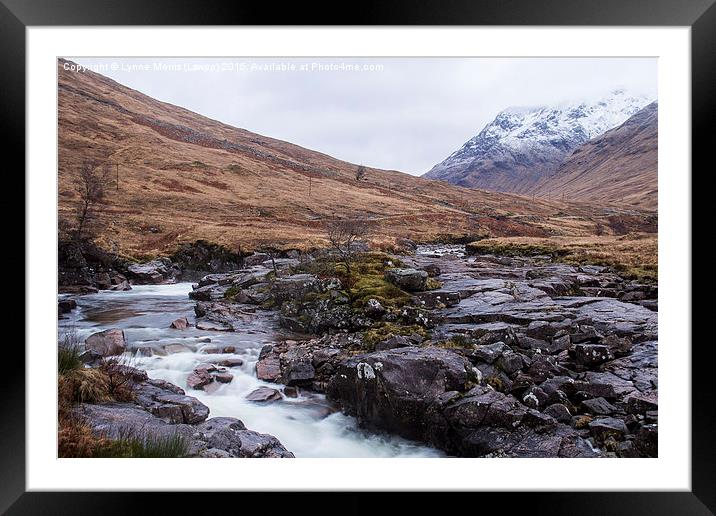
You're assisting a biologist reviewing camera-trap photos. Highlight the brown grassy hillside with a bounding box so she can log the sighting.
[58,59,655,258]
[533,102,657,210]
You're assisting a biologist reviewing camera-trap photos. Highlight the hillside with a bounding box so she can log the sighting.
[423,90,653,196]
[532,102,657,209]
[58,60,654,258]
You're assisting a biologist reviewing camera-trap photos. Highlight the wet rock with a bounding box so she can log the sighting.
[170,317,190,329]
[243,253,270,267]
[375,335,413,351]
[134,377,210,424]
[214,372,234,384]
[411,290,461,309]
[581,397,617,415]
[572,344,613,367]
[270,274,322,305]
[421,263,441,277]
[246,387,282,403]
[187,369,213,390]
[625,391,658,415]
[384,268,428,292]
[163,343,194,354]
[126,259,175,284]
[635,423,658,457]
[193,417,294,458]
[544,403,572,423]
[215,357,244,368]
[364,298,386,318]
[256,354,282,382]
[616,440,640,458]
[327,347,475,442]
[497,351,524,375]
[470,342,508,363]
[588,417,628,442]
[195,320,232,331]
[189,283,230,301]
[521,385,548,409]
[58,298,77,314]
[282,359,316,387]
[283,386,299,398]
[84,328,127,357]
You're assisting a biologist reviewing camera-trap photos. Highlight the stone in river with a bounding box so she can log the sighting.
[246,387,282,403]
[84,328,127,357]
[170,317,190,329]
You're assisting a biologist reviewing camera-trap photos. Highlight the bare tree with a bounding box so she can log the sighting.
[74,160,111,241]
[355,165,366,182]
[325,218,371,291]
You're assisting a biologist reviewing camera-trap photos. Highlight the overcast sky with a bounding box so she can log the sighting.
[70,57,657,175]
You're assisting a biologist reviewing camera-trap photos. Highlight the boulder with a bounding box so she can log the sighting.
[364,298,386,318]
[327,347,476,441]
[134,377,210,424]
[246,387,282,403]
[588,417,628,442]
[126,259,175,284]
[544,403,572,423]
[573,344,613,367]
[256,354,282,382]
[581,397,617,415]
[374,335,413,351]
[421,263,441,277]
[411,290,461,309]
[58,299,77,314]
[84,328,127,357]
[170,317,190,330]
[193,417,294,458]
[270,274,322,305]
[187,369,213,391]
[384,268,428,292]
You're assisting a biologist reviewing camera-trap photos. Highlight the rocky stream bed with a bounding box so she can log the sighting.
[58,244,657,458]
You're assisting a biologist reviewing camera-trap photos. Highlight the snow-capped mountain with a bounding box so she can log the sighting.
[423,90,655,194]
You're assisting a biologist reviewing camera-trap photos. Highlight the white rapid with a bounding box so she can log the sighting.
[58,283,443,458]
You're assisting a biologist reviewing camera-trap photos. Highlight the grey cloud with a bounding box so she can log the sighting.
[70,57,657,175]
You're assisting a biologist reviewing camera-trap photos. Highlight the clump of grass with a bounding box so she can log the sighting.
[58,328,84,374]
[425,277,442,290]
[294,251,412,309]
[94,430,190,458]
[223,285,241,300]
[362,322,429,349]
[59,368,112,405]
[466,240,567,258]
[349,253,411,308]
[435,334,473,349]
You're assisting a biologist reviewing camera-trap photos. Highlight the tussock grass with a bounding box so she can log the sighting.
[58,327,84,374]
[94,430,190,458]
[467,234,657,282]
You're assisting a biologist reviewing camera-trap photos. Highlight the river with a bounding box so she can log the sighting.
[58,282,443,458]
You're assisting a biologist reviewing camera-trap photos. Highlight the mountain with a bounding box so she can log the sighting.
[57,60,654,257]
[423,90,654,195]
[532,102,657,210]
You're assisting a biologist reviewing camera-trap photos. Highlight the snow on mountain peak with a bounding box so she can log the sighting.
[427,90,655,178]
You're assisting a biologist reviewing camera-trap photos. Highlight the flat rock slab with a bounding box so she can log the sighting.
[246,387,282,402]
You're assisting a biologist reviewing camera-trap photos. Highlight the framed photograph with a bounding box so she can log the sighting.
[7,0,711,512]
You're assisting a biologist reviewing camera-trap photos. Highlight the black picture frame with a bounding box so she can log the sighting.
[5,0,712,513]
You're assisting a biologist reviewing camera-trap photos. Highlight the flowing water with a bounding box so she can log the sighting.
[58,283,443,458]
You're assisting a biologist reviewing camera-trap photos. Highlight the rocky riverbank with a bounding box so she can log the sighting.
[59,242,657,458]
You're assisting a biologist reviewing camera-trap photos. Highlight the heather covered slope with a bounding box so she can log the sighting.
[532,102,658,210]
